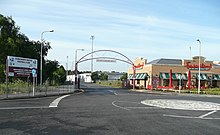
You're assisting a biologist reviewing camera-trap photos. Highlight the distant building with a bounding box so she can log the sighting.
[66,73,92,83]
[80,73,92,83]
[108,72,125,80]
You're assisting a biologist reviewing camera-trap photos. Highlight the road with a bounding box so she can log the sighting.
[0,83,220,135]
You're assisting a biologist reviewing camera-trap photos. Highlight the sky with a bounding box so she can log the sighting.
[1,0,220,72]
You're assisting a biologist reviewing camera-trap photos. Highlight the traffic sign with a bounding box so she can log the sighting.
[32,69,37,77]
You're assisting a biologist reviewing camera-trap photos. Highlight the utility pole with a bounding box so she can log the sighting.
[90,35,95,74]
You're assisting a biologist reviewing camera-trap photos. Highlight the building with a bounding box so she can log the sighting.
[66,73,92,83]
[108,72,125,80]
[127,57,220,90]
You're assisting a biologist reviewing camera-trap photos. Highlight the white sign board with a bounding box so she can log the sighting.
[7,56,38,77]
[96,59,116,63]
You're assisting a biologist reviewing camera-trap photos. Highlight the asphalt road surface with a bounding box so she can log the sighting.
[0,83,220,135]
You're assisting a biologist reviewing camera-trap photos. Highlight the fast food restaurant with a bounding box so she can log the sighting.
[127,56,220,90]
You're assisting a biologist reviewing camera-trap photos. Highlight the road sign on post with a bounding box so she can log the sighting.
[6,56,38,98]
[7,56,38,77]
[32,69,37,77]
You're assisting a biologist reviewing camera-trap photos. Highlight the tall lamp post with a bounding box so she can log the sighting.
[40,30,54,90]
[74,49,84,88]
[196,39,201,94]
[90,35,95,74]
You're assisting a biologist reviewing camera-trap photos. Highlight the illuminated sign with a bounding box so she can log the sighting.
[185,62,212,70]
[7,56,38,77]
[134,62,144,70]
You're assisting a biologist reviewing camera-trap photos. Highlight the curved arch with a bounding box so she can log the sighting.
[79,57,133,65]
[76,50,134,66]
[74,49,135,90]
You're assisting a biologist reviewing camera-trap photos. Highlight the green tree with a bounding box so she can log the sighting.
[120,73,127,81]
[52,65,66,85]
[91,72,99,83]
[0,14,51,83]
[100,72,108,80]
[44,60,59,84]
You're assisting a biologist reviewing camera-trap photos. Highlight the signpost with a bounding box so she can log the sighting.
[32,69,37,96]
[6,56,38,98]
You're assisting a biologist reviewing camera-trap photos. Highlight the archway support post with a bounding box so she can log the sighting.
[132,65,136,90]
[75,63,78,89]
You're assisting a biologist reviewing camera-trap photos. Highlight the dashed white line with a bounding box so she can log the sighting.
[49,95,70,108]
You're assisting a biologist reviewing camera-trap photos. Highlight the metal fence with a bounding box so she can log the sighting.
[0,84,76,99]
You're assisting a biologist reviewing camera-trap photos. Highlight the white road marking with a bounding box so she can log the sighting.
[115,100,141,104]
[112,101,130,110]
[0,106,49,110]
[163,114,220,120]
[141,99,220,111]
[112,100,155,110]
[108,90,117,95]
[126,107,159,109]
[49,95,70,108]
[199,110,217,118]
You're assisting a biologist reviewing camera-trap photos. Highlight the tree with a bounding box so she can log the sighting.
[100,72,108,80]
[52,65,66,85]
[120,73,127,81]
[91,72,99,83]
[0,14,51,83]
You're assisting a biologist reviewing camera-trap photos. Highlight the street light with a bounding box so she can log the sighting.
[40,30,54,90]
[75,49,84,65]
[196,39,201,94]
[90,35,95,74]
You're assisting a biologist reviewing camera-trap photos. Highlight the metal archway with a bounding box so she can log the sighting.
[74,50,136,90]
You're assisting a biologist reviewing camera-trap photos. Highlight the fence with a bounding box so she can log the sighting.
[0,84,76,99]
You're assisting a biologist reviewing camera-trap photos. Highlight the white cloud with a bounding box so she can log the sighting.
[1,0,220,71]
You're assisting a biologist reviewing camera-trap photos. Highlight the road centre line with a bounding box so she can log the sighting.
[49,95,70,108]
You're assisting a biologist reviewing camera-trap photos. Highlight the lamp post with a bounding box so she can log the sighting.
[40,30,54,90]
[90,35,95,74]
[74,49,84,88]
[196,39,201,94]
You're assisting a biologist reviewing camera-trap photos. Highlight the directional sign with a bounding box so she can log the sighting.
[7,56,38,77]
[32,69,37,77]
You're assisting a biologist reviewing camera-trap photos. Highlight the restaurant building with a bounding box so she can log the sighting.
[127,56,220,90]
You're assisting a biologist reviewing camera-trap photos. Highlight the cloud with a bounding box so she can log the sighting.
[1,0,220,71]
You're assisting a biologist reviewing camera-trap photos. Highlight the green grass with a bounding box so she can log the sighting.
[157,88,220,95]
[0,80,57,95]
[97,80,122,88]
[0,80,32,94]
